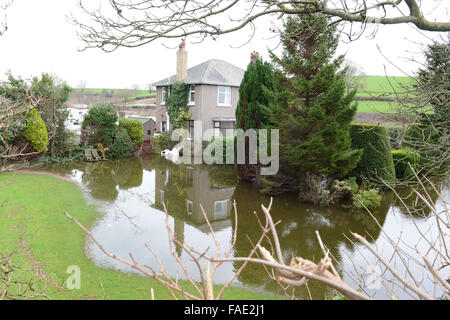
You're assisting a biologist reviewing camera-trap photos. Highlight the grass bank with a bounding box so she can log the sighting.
[0,173,279,300]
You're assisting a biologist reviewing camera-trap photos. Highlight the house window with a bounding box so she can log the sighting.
[162,121,167,133]
[189,85,195,105]
[162,86,168,104]
[186,200,193,216]
[213,121,235,137]
[188,120,194,139]
[217,86,231,106]
[214,200,228,220]
[147,130,151,135]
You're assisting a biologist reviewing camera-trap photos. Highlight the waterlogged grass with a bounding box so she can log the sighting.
[0,173,280,300]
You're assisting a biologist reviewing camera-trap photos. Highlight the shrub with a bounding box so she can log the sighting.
[81,104,118,146]
[349,124,396,185]
[119,118,144,145]
[353,188,382,209]
[150,132,173,154]
[23,108,49,152]
[392,149,421,180]
[109,128,134,158]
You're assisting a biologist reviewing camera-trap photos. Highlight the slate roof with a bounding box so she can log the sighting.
[126,116,156,124]
[154,59,244,87]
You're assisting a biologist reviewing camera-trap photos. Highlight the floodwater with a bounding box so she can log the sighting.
[39,157,449,300]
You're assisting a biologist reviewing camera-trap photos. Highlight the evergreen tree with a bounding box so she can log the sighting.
[236,57,274,130]
[235,56,275,181]
[266,13,362,202]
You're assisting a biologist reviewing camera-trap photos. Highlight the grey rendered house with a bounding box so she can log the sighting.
[153,40,245,141]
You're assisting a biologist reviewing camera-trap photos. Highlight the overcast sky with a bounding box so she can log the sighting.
[0,1,448,89]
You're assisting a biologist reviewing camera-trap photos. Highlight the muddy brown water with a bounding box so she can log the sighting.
[36,157,449,299]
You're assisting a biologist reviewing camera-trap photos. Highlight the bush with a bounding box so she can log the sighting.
[119,118,143,145]
[150,132,173,154]
[392,149,421,180]
[82,104,118,146]
[109,128,134,158]
[349,124,396,185]
[23,108,49,152]
[353,187,382,209]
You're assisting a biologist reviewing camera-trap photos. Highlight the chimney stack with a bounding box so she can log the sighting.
[250,51,260,63]
[176,39,188,81]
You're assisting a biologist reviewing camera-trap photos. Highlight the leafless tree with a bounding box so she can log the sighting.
[0,0,13,36]
[71,1,450,52]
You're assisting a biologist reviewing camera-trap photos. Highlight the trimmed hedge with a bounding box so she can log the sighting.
[349,124,396,185]
[23,108,49,152]
[392,149,421,180]
[119,118,144,145]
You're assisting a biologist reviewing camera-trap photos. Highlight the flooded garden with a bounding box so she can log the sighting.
[37,157,449,300]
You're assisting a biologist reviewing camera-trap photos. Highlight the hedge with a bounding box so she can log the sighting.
[392,149,421,180]
[23,108,49,152]
[119,118,144,145]
[349,124,396,185]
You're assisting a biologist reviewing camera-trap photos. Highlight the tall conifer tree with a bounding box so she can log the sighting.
[266,13,361,202]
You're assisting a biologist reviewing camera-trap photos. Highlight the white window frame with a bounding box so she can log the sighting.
[161,87,167,105]
[188,85,196,105]
[186,200,193,216]
[217,86,231,107]
[214,200,228,220]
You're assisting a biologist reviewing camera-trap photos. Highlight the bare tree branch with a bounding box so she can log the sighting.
[70,0,450,52]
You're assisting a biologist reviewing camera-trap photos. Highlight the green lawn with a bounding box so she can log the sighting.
[0,173,279,300]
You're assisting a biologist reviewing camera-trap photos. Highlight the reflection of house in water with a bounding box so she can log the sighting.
[153,164,236,235]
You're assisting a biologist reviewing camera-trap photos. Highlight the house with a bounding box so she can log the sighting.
[153,40,246,140]
[126,116,157,143]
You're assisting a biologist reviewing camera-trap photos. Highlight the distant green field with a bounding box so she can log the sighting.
[356,100,397,113]
[354,75,413,98]
[74,88,156,99]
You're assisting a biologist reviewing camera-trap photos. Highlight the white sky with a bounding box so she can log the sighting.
[0,0,448,89]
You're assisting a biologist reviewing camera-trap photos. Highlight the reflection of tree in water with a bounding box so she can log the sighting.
[113,158,144,190]
[393,182,441,218]
[230,181,391,298]
[207,165,239,189]
[81,161,119,201]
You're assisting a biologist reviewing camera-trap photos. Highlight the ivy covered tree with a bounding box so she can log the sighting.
[264,13,362,203]
[235,55,275,181]
[166,81,190,130]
